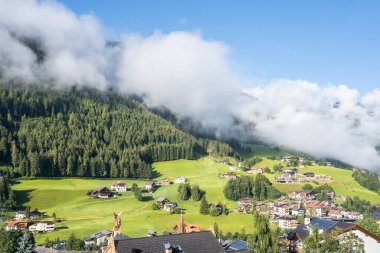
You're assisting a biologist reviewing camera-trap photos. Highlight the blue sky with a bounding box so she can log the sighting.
[60,0,380,93]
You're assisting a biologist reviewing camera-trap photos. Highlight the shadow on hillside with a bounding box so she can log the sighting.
[56,226,69,230]
[150,170,162,179]
[15,189,35,208]
[142,196,154,202]
[9,179,22,185]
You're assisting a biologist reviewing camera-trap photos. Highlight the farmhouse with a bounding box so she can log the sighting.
[174,176,186,184]
[15,210,44,220]
[84,230,112,246]
[303,172,314,177]
[163,202,178,212]
[273,203,290,217]
[305,203,327,218]
[247,168,263,174]
[327,209,344,220]
[222,172,238,180]
[278,217,298,229]
[156,197,170,207]
[157,178,172,185]
[290,207,305,217]
[29,221,55,233]
[315,174,332,180]
[342,211,364,220]
[144,181,156,192]
[277,169,297,183]
[288,190,316,200]
[5,221,28,231]
[237,197,253,213]
[90,187,112,198]
[111,182,127,192]
[281,156,296,163]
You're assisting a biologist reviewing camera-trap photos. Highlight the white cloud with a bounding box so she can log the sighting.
[239,80,380,170]
[0,0,108,88]
[116,31,242,130]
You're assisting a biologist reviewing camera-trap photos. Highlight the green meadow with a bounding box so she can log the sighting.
[12,157,254,244]
[9,147,380,244]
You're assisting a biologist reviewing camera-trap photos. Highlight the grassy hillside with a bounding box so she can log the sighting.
[11,157,253,244]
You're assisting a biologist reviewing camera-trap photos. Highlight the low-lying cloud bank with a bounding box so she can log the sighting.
[0,0,379,170]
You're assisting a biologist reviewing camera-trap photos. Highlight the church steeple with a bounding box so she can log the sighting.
[102,212,122,253]
[175,213,186,234]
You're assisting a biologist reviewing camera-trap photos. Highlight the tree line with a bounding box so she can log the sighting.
[223,174,282,201]
[0,84,232,179]
[352,169,380,193]
[0,175,16,209]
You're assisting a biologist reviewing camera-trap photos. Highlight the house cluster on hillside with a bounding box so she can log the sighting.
[276,168,332,183]
[235,190,364,230]
[90,182,132,198]
[15,210,44,220]
[5,209,56,233]
[5,220,55,233]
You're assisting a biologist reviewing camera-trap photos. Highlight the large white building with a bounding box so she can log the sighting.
[29,222,55,233]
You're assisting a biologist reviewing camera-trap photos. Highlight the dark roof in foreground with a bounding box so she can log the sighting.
[225,240,249,252]
[287,224,309,240]
[287,219,357,241]
[114,231,225,253]
[35,247,91,253]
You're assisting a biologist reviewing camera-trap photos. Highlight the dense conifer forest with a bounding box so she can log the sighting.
[0,84,232,179]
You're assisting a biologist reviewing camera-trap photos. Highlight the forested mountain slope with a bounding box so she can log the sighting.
[0,84,231,178]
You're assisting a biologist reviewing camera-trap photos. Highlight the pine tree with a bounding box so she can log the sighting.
[16,232,36,253]
[259,185,267,200]
[199,195,209,215]
[178,183,191,201]
[66,233,76,250]
[249,210,275,253]
[11,141,19,168]
[191,184,204,201]
[134,189,143,201]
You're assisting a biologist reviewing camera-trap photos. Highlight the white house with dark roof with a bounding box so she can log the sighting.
[84,230,112,246]
[111,182,127,192]
[174,176,186,184]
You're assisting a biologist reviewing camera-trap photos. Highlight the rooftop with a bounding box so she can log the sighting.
[114,231,225,253]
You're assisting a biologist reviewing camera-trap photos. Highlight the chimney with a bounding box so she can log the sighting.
[163,242,172,253]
